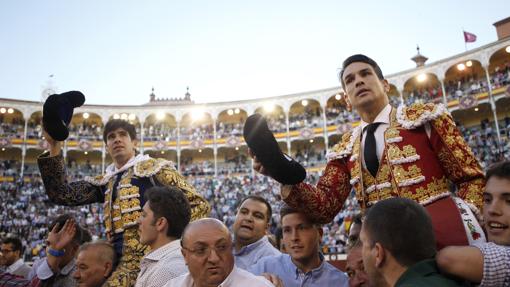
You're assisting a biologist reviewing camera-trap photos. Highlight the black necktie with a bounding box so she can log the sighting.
[364,123,381,177]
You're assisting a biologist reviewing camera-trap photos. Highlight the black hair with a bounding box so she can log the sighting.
[339,54,384,88]
[363,198,436,267]
[486,160,510,181]
[103,119,137,143]
[2,237,23,253]
[144,186,191,238]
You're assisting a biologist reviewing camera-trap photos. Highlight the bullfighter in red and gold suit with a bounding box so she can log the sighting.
[251,54,485,249]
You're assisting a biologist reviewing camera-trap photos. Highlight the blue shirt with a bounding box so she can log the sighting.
[234,236,281,270]
[249,253,348,287]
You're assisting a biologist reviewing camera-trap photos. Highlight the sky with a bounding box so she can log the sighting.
[0,0,509,105]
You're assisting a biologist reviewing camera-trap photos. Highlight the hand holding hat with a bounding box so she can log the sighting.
[43,91,85,141]
[243,113,306,185]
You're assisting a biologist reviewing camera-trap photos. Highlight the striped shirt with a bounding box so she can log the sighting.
[474,242,510,287]
[135,240,188,287]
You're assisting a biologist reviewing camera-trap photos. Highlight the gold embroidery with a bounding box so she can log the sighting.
[119,186,139,197]
[415,177,449,201]
[103,228,148,287]
[393,165,422,183]
[388,144,418,160]
[385,128,400,139]
[376,165,391,183]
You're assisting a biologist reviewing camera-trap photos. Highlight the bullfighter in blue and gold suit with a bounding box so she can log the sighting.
[38,119,210,287]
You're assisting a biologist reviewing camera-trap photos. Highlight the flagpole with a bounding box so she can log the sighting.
[462,27,467,51]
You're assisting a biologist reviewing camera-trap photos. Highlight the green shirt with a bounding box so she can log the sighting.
[395,259,465,287]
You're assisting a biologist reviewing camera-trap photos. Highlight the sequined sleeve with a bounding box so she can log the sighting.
[154,167,210,220]
[429,113,485,210]
[282,158,351,224]
[37,152,104,206]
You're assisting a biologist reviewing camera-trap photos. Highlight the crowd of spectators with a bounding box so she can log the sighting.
[179,124,214,141]
[143,123,178,141]
[293,146,326,168]
[216,122,244,138]
[325,106,360,126]
[67,122,103,141]
[288,107,323,131]
[0,118,24,138]
[0,159,358,264]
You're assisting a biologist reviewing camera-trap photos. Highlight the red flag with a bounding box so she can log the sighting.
[464,31,477,43]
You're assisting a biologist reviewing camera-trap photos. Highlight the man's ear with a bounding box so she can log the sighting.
[133,139,139,150]
[181,248,189,266]
[382,79,391,93]
[104,261,113,277]
[156,217,168,233]
[344,94,353,112]
[374,242,385,268]
[317,225,324,238]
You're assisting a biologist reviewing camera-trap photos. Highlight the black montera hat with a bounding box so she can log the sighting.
[43,91,85,141]
[243,113,306,185]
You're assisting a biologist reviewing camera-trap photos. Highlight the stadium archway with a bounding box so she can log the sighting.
[180,111,214,142]
[290,137,326,169]
[143,112,178,145]
[403,72,442,105]
[217,146,250,175]
[69,112,104,142]
[27,111,43,140]
[180,147,214,176]
[444,59,487,104]
[216,108,247,140]
[288,99,323,131]
[254,104,287,134]
[325,93,354,128]
[0,107,25,139]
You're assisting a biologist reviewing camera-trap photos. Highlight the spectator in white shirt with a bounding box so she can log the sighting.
[135,186,192,287]
[165,218,274,287]
[1,237,31,278]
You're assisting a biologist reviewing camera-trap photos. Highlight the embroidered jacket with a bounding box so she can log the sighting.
[37,154,210,287]
[283,103,485,223]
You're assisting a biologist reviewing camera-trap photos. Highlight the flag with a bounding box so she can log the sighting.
[464,31,477,43]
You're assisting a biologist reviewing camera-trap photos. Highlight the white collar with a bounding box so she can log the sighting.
[218,266,241,286]
[6,258,24,273]
[360,104,392,131]
[145,240,181,261]
[104,154,150,177]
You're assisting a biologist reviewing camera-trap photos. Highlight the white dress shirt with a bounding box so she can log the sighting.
[359,104,431,169]
[164,266,274,287]
[135,240,188,287]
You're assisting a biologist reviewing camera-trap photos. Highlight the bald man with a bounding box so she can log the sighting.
[165,218,274,287]
[73,241,117,287]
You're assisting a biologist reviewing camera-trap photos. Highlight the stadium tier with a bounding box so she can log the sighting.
[0,37,509,261]
[1,38,509,177]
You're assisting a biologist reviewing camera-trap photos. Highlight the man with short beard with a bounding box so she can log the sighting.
[135,186,191,286]
[233,196,280,270]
